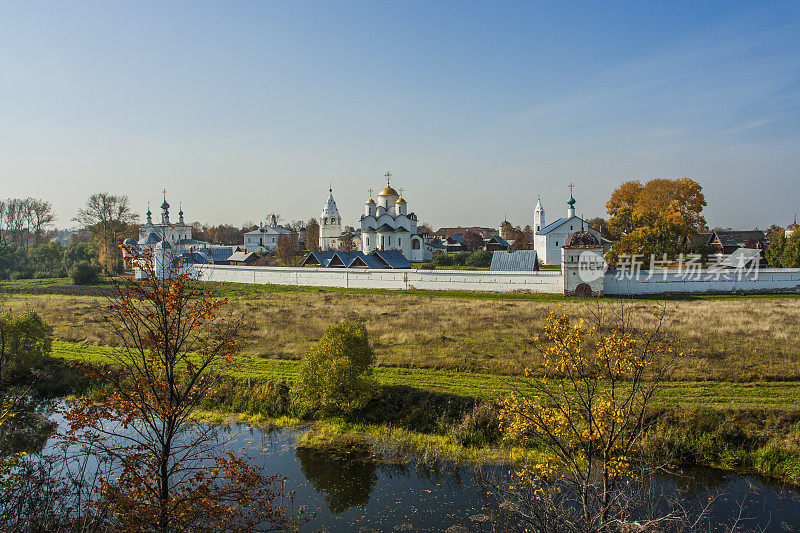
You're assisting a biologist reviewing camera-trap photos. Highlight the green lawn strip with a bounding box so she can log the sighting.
[52,341,800,410]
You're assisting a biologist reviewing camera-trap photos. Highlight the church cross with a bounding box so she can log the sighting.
[162,188,167,201]
[368,188,374,198]
[568,183,574,196]
[385,171,392,186]
[398,187,404,197]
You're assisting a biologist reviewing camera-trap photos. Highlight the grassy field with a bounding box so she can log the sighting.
[4,279,799,382]
[51,341,800,410]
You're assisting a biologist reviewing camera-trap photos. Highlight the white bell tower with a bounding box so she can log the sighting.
[320,187,342,250]
[534,196,545,233]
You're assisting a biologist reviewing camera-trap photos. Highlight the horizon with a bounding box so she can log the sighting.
[1,1,798,231]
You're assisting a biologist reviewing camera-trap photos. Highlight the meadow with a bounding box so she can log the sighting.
[3,278,799,382]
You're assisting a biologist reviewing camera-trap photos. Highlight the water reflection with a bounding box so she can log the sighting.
[4,408,799,532]
[296,447,378,513]
[0,397,56,456]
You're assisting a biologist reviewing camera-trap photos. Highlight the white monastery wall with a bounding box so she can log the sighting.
[192,264,564,293]
[191,265,800,295]
[603,269,800,295]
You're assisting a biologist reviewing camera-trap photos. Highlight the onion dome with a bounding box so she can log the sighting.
[565,230,599,248]
[395,196,407,204]
[378,185,399,197]
[567,194,576,207]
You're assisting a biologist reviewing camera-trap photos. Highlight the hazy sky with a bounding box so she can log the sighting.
[1,1,798,230]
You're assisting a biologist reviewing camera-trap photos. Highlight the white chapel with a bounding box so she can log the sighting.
[533,188,603,265]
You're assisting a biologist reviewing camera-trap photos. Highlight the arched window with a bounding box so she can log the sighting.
[412,239,420,250]
[324,218,328,225]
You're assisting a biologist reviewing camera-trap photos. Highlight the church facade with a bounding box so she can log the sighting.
[359,175,433,262]
[533,191,603,265]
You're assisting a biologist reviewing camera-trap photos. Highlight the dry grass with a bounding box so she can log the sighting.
[2,291,799,381]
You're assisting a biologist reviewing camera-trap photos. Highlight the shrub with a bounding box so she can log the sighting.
[431,252,454,266]
[417,262,435,270]
[293,320,375,415]
[465,250,492,268]
[452,251,471,266]
[69,261,100,285]
[452,401,501,446]
[0,311,53,381]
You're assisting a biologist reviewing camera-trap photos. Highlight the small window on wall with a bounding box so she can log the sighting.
[556,241,559,246]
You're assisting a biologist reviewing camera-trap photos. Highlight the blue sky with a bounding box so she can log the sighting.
[1,1,798,230]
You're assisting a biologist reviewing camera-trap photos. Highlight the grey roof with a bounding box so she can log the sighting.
[205,246,237,262]
[347,254,386,269]
[301,251,337,267]
[717,247,761,268]
[445,235,463,244]
[138,232,162,245]
[176,238,207,246]
[154,239,172,249]
[173,251,212,266]
[243,225,291,236]
[486,235,510,247]
[227,251,256,263]
[537,216,580,235]
[490,250,539,271]
[372,249,412,269]
[713,230,766,248]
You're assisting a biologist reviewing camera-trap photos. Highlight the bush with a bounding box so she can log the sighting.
[69,261,100,285]
[293,320,375,415]
[451,401,501,446]
[465,250,492,268]
[0,311,53,381]
[452,251,471,266]
[417,262,435,270]
[62,242,97,272]
[431,252,454,267]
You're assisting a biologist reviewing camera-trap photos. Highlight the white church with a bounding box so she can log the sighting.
[533,188,604,265]
[318,173,435,262]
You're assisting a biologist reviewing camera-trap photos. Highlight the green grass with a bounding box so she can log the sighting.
[51,341,800,411]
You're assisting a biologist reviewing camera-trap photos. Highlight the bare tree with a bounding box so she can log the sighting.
[74,193,137,273]
[25,198,56,246]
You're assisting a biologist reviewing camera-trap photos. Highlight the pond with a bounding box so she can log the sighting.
[8,403,800,532]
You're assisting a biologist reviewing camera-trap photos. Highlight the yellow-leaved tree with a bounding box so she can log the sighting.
[606,177,706,266]
[495,304,678,532]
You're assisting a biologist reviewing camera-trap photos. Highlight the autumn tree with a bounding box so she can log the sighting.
[337,233,357,253]
[462,231,484,251]
[780,230,800,268]
[417,222,433,236]
[293,320,375,415]
[275,234,298,266]
[494,304,678,532]
[63,250,295,531]
[74,193,137,274]
[305,218,320,252]
[606,178,705,263]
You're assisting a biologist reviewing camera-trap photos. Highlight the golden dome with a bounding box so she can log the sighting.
[378,186,399,196]
[366,197,376,204]
[395,196,406,204]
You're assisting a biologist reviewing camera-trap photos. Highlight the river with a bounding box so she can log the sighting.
[7,403,800,532]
